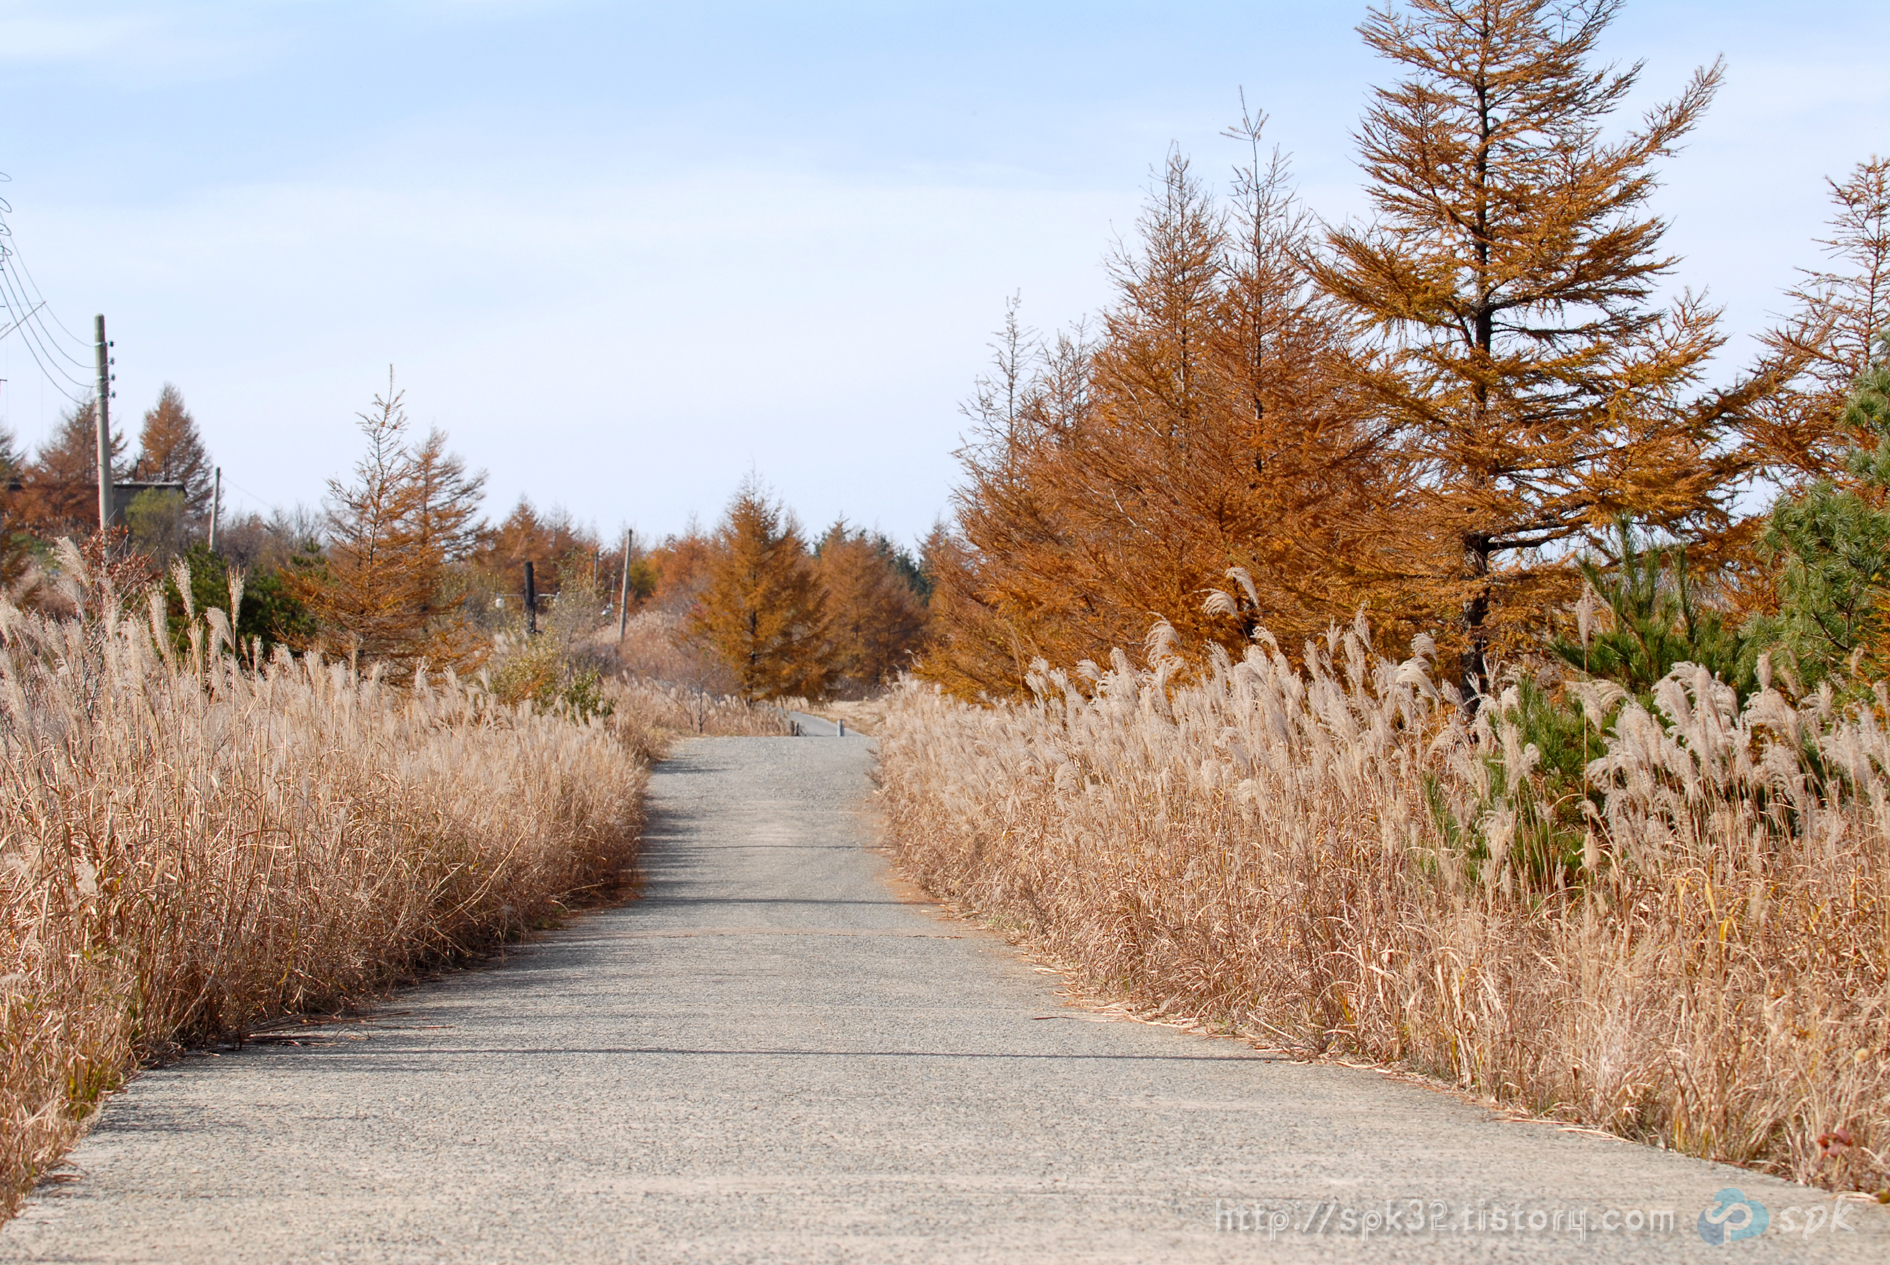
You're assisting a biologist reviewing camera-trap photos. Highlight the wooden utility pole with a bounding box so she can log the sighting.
[523,560,538,636]
[93,315,111,532]
[208,467,222,551]
[617,528,633,642]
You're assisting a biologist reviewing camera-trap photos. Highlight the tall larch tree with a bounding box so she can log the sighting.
[815,522,928,695]
[1202,113,1407,646]
[20,397,126,537]
[293,373,484,674]
[923,304,1091,696]
[404,425,488,667]
[1750,157,1890,487]
[691,482,830,699]
[1048,151,1237,657]
[135,384,215,521]
[922,139,1395,695]
[1313,0,1757,699]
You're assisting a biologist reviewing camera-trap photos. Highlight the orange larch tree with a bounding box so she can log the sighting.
[1312,0,1761,699]
[18,398,125,539]
[690,481,830,699]
[923,137,1395,695]
[1750,157,1890,488]
[134,384,215,522]
[814,522,928,696]
[294,373,485,675]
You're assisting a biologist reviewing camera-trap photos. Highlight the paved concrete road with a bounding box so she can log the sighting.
[5,738,1885,1263]
[784,711,842,737]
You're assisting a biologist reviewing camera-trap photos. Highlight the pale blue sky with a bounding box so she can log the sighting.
[0,0,1886,546]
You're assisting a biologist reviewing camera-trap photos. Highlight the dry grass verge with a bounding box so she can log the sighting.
[604,677,793,736]
[876,625,1890,1195]
[1,550,650,1218]
[802,698,892,736]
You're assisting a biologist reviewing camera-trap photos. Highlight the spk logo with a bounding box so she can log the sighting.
[1698,1189,1769,1244]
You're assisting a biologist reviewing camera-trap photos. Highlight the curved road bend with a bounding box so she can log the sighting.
[3,737,1883,1263]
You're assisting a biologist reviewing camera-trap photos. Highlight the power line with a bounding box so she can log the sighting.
[0,258,90,380]
[0,268,89,395]
[0,263,89,396]
[0,303,85,407]
[221,473,292,518]
[0,180,102,407]
[0,256,90,368]
[6,246,94,351]
[0,299,46,345]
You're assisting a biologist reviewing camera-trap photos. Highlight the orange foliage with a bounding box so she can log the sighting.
[1313,0,1763,696]
[815,522,927,696]
[133,384,214,521]
[15,399,125,540]
[921,141,1399,697]
[641,528,716,613]
[1749,157,1890,488]
[289,376,486,674]
[469,497,601,604]
[688,482,829,699]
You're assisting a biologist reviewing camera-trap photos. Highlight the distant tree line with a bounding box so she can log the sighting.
[0,370,932,704]
[668,480,928,700]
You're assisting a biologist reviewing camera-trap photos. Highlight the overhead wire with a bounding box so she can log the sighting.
[0,300,45,344]
[0,179,282,516]
[0,299,86,407]
[0,253,87,361]
[6,245,95,352]
[0,266,87,386]
[222,484,270,519]
[0,255,91,379]
[0,268,87,395]
[220,476,322,538]
[0,184,96,407]
[0,298,88,400]
[2,257,93,371]
[2,280,92,371]
[222,474,290,516]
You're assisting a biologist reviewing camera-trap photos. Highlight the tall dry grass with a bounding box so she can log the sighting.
[1,548,650,1217]
[602,676,793,737]
[610,608,739,696]
[877,620,1890,1194]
